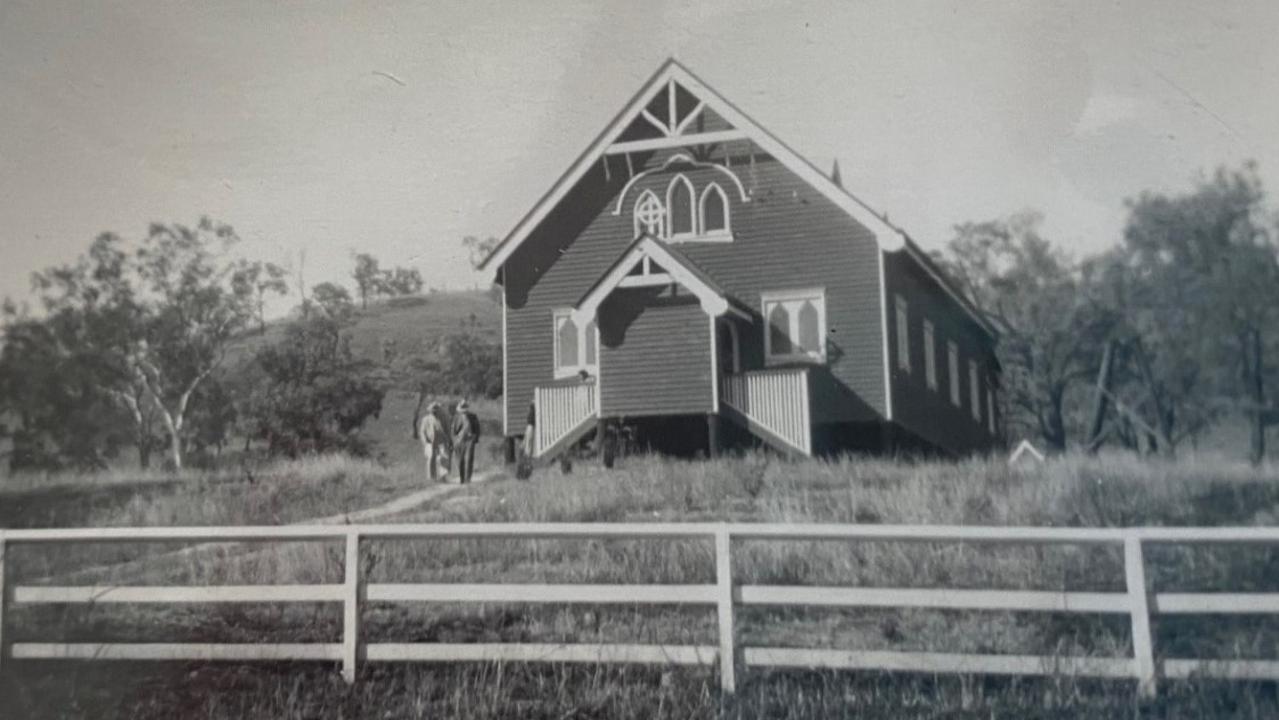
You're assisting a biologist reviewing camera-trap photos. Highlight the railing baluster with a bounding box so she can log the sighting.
[1125,535,1156,698]
[715,529,737,694]
[342,531,361,684]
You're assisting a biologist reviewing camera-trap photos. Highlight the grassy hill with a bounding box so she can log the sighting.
[237,289,503,469]
[227,289,500,372]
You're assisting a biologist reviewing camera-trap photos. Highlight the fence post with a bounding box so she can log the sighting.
[1124,535,1156,698]
[342,531,361,684]
[714,528,737,694]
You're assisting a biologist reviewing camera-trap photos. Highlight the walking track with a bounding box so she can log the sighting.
[26,469,504,586]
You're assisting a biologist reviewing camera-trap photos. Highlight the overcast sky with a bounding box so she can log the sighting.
[2,0,1276,311]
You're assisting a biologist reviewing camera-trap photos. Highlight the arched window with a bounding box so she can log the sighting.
[797,300,821,354]
[583,317,598,366]
[768,304,792,356]
[762,289,827,363]
[633,190,665,239]
[666,175,696,238]
[555,313,579,371]
[699,182,729,235]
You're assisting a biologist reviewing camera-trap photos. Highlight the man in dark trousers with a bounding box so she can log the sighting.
[451,399,480,484]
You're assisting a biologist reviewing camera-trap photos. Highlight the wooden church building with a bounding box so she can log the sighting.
[479,60,1001,461]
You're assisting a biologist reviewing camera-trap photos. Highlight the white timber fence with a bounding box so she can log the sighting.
[533,382,597,458]
[5,522,1279,697]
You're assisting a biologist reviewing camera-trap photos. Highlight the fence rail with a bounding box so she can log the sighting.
[6,522,1279,697]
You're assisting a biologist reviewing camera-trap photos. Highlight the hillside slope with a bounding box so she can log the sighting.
[237,290,504,466]
[227,289,500,368]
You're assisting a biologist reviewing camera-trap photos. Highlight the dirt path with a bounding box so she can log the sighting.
[308,469,501,525]
[28,469,505,586]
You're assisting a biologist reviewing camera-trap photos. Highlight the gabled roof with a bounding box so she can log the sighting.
[573,234,749,325]
[481,58,995,339]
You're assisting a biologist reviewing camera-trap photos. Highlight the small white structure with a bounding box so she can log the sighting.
[1008,439,1045,467]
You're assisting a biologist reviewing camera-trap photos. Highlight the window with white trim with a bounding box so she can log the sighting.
[969,360,981,422]
[763,289,826,363]
[947,341,960,406]
[667,175,696,239]
[634,190,665,238]
[923,319,937,390]
[553,309,598,378]
[699,182,730,237]
[895,295,910,373]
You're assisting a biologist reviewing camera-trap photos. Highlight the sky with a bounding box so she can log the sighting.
[1,0,1277,313]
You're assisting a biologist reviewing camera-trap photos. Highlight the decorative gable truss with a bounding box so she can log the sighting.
[607,76,748,155]
[479,59,996,339]
[572,235,750,328]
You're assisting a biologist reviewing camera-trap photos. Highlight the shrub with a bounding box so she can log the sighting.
[242,316,388,457]
[412,330,502,399]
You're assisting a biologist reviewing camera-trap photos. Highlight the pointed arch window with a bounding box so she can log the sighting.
[699,182,730,236]
[763,288,827,364]
[633,190,665,239]
[667,175,696,238]
[797,300,821,354]
[553,309,598,378]
[768,304,793,356]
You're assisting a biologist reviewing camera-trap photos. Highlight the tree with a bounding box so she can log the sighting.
[351,253,385,310]
[126,220,254,469]
[242,316,388,457]
[22,234,160,468]
[0,309,129,470]
[232,260,289,334]
[311,282,354,321]
[24,220,253,471]
[1113,163,1279,462]
[938,212,1109,451]
[408,330,502,400]
[384,267,424,296]
[183,373,237,465]
[462,235,499,269]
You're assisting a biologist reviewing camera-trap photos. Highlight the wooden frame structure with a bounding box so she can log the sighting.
[7,522,1279,698]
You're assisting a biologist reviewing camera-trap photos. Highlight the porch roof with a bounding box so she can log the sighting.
[573,233,751,325]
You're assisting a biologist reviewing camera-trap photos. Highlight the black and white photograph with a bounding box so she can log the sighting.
[2,1,1279,717]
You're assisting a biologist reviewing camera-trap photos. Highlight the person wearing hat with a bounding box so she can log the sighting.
[451,398,481,484]
[417,400,449,482]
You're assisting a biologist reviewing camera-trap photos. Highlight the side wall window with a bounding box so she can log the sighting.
[948,341,960,406]
[987,386,997,434]
[969,360,982,422]
[895,295,910,372]
[763,289,827,363]
[553,309,598,378]
[923,319,937,390]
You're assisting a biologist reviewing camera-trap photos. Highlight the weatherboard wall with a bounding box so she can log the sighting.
[502,142,888,436]
[883,250,1000,456]
[598,289,713,417]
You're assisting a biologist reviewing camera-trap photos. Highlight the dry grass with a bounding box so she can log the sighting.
[9,450,1279,718]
